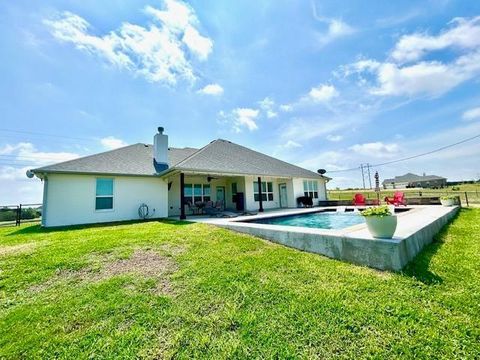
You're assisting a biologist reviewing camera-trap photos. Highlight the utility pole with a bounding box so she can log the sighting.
[360,164,366,189]
[367,163,372,189]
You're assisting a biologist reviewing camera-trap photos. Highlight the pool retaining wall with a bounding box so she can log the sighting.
[216,206,459,271]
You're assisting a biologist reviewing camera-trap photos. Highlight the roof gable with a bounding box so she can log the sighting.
[171,139,324,178]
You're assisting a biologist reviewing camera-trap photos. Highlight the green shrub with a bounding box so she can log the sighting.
[21,208,40,220]
[440,195,458,200]
[0,209,16,221]
[360,205,392,217]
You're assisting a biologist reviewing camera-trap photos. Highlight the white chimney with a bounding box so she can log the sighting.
[154,127,168,167]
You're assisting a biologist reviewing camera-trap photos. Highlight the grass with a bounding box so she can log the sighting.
[328,183,480,204]
[1,211,480,359]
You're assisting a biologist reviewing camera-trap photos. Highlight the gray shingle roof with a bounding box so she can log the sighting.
[32,139,327,179]
[171,139,325,179]
[32,144,198,176]
[382,172,446,184]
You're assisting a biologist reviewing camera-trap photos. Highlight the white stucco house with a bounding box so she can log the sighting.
[30,128,330,227]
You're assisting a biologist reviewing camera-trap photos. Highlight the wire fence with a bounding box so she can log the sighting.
[327,190,479,206]
[0,204,42,227]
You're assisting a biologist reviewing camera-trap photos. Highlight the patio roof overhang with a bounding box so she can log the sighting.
[158,167,330,180]
[158,168,295,180]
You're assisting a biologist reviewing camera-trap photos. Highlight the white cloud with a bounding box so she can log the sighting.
[232,108,259,132]
[349,142,399,158]
[281,117,347,142]
[0,142,78,166]
[462,107,480,121]
[0,142,78,183]
[145,0,194,32]
[311,3,355,47]
[326,134,343,142]
[306,84,339,102]
[341,16,480,97]
[100,136,128,150]
[391,16,480,63]
[298,150,345,172]
[258,97,278,118]
[182,26,213,60]
[375,9,422,28]
[0,143,80,203]
[284,140,302,149]
[44,0,212,85]
[315,19,355,47]
[371,59,474,96]
[0,166,32,181]
[197,83,224,95]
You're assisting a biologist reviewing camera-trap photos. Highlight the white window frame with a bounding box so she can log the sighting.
[95,177,114,212]
[253,181,274,202]
[303,180,319,199]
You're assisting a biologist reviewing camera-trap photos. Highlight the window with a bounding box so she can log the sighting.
[303,180,319,198]
[203,184,211,202]
[231,182,237,202]
[184,183,210,204]
[194,184,202,203]
[253,181,274,201]
[96,178,113,210]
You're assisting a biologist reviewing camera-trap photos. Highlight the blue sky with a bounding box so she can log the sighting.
[1,0,480,203]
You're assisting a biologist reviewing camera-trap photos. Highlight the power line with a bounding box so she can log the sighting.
[371,133,480,167]
[0,128,98,142]
[0,153,75,161]
[326,133,480,173]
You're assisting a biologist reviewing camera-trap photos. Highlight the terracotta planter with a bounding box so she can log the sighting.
[440,198,455,206]
[364,215,397,239]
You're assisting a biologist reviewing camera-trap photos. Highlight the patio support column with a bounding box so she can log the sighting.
[180,172,186,220]
[257,176,264,212]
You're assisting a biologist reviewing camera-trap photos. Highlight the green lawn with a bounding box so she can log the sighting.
[1,210,479,359]
[328,184,480,204]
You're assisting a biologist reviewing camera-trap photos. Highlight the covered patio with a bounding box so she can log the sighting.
[163,170,295,219]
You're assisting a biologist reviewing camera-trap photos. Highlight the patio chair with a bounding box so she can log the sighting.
[204,201,221,216]
[384,191,407,206]
[352,193,366,206]
[185,201,198,215]
[297,196,313,208]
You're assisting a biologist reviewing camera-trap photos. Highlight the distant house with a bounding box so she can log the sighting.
[30,128,330,227]
[382,173,447,189]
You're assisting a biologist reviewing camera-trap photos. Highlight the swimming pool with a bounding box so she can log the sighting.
[249,211,365,230]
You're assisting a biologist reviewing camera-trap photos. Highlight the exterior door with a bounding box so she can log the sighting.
[216,186,225,207]
[279,183,288,208]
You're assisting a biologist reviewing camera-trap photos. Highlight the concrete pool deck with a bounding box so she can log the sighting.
[189,206,459,271]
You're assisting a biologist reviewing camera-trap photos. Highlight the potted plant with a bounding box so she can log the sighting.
[440,195,457,206]
[360,205,397,239]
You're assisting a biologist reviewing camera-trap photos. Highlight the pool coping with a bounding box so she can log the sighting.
[192,205,459,271]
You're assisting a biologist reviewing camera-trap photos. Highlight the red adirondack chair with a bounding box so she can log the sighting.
[384,191,407,206]
[352,193,366,206]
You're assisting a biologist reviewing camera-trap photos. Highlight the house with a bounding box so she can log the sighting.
[30,128,330,227]
[382,172,447,189]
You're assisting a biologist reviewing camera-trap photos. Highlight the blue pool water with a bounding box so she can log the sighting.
[250,212,365,229]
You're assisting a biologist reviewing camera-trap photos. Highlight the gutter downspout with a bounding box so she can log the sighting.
[41,174,48,227]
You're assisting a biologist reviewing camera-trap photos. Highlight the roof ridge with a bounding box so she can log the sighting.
[33,143,141,171]
[172,139,220,168]
[173,138,322,178]
[221,139,321,177]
